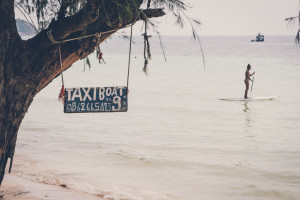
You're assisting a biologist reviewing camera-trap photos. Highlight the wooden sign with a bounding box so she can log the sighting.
[64,87,128,113]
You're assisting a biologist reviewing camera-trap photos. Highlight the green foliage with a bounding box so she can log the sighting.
[16,0,86,30]
[285,1,300,44]
[286,12,300,44]
[83,57,91,71]
[15,0,205,69]
[99,0,141,28]
[143,0,204,69]
[15,0,201,34]
[149,0,201,32]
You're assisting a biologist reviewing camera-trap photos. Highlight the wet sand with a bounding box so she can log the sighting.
[1,175,104,200]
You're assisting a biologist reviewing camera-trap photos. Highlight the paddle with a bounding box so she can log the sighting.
[251,77,255,93]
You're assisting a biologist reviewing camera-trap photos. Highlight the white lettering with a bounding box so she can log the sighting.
[71,102,76,111]
[111,87,118,96]
[82,88,92,101]
[95,103,100,111]
[67,104,72,111]
[66,88,74,101]
[99,88,105,100]
[119,88,123,96]
[100,102,105,111]
[93,87,97,100]
[72,88,82,101]
[81,103,85,111]
[112,96,121,111]
[106,103,111,111]
[106,88,112,96]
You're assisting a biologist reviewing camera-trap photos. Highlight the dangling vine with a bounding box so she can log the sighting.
[142,0,152,75]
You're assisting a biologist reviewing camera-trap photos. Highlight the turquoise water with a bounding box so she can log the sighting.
[13,36,300,200]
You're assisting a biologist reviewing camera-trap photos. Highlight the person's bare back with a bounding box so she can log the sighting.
[244,64,255,98]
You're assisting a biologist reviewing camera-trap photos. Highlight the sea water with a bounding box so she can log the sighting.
[12,36,300,200]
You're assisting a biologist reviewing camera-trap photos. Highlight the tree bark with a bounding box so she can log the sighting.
[0,0,165,185]
[0,0,31,184]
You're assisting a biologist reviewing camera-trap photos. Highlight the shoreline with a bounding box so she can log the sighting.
[1,174,104,200]
[3,153,177,200]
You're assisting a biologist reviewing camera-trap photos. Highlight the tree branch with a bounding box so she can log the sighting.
[50,0,102,41]
[57,0,69,22]
[0,0,18,38]
[142,8,165,20]
[26,4,165,93]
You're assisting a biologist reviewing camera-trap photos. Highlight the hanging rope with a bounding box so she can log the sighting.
[96,44,106,64]
[127,23,134,94]
[47,18,139,44]
[58,44,64,85]
[50,11,142,103]
[58,44,65,102]
[48,29,111,44]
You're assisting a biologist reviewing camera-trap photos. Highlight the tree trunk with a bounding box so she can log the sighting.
[0,0,165,185]
[0,0,33,184]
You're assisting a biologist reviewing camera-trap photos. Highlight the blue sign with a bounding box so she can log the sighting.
[64,87,128,113]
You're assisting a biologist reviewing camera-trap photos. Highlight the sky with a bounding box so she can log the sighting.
[147,0,299,35]
[15,0,299,36]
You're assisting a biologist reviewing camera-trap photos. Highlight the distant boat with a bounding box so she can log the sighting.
[251,33,264,42]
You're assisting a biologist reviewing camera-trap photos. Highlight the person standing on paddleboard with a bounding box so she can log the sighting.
[244,64,255,99]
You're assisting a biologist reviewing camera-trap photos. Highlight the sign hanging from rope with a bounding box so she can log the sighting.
[64,87,128,113]
[51,13,139,114]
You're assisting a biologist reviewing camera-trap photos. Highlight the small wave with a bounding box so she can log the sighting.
[9,154,177,200]
[107,150,152,165]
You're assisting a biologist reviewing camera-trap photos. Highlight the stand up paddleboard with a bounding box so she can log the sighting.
[219,96,278,101]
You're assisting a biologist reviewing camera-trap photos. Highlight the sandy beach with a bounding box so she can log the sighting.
[1,175,104,200]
